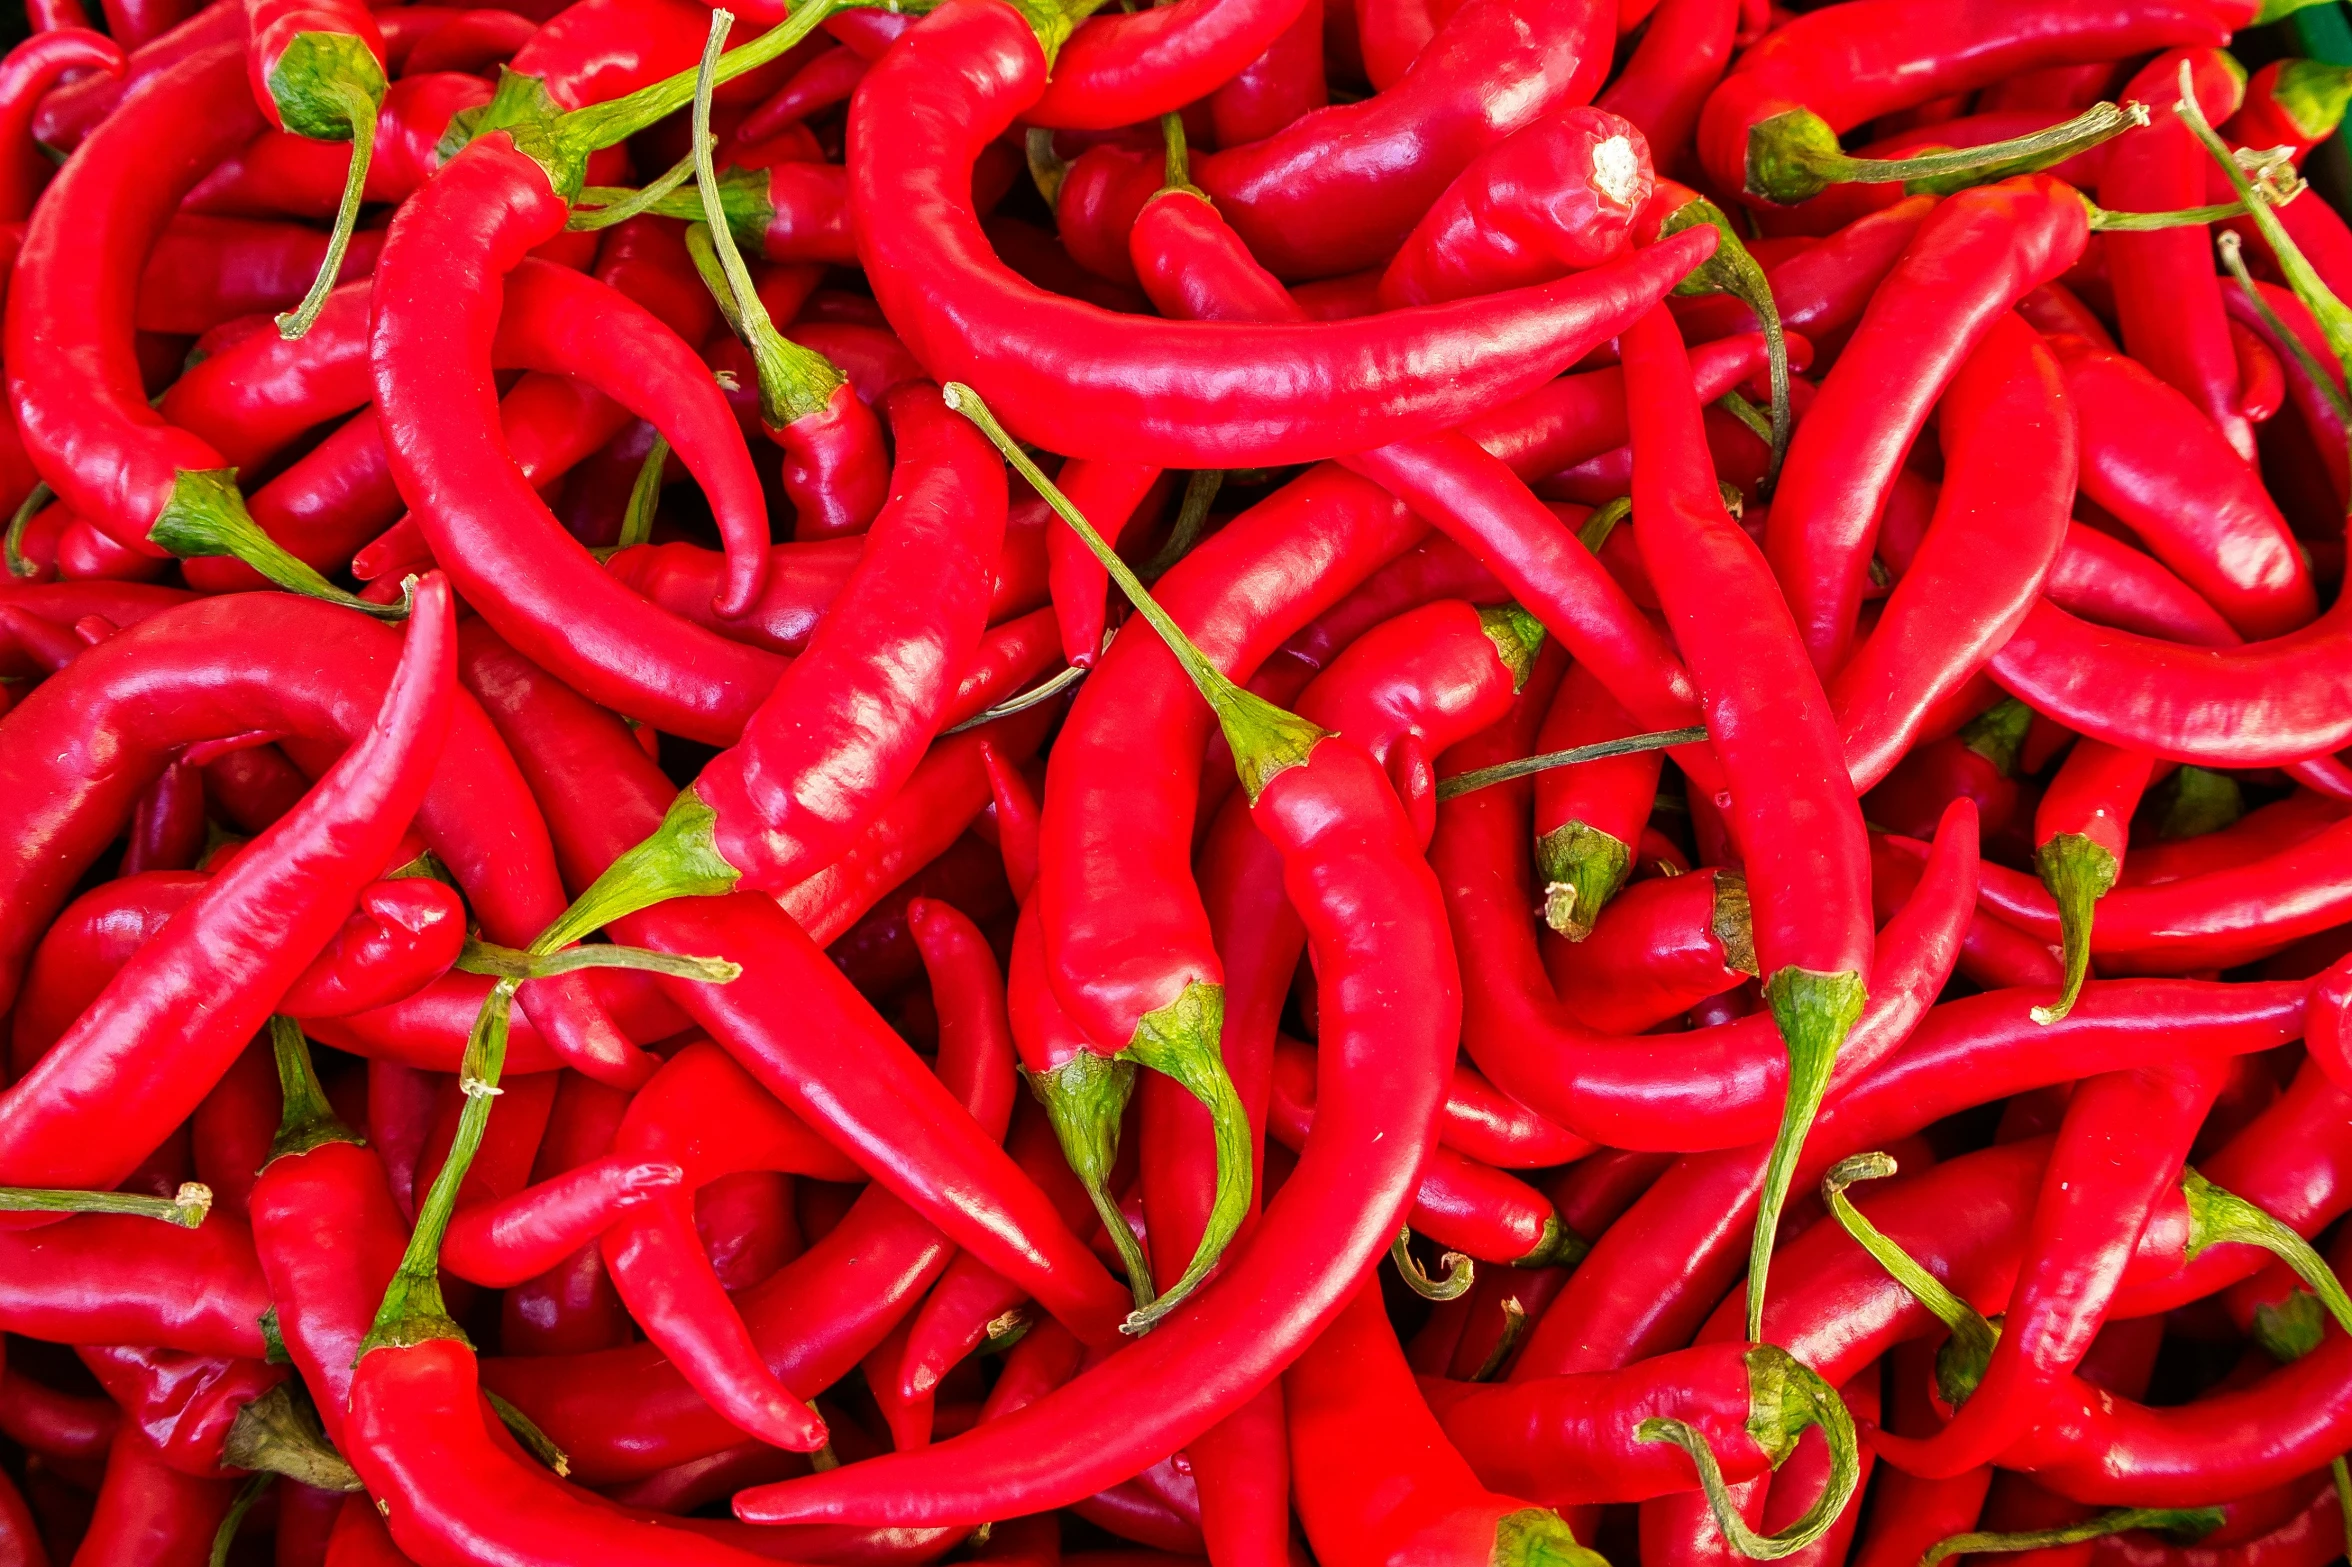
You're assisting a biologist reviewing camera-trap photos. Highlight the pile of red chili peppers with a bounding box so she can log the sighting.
[14,0,2352,1559]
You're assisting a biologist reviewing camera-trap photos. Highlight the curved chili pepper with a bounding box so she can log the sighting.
[74,1344,286,1480]
[1290,1279,1609,1567]
[1026,0,1307,129]
[0,577,456,1209]
[1376,106,1653,309]
[738,39,864,134]
[133,217,384,338]
[1543,868,1756,1034]
[5,44,389,617]
[852,0,1712,464]
[0,1211,271,1356]
[241,0,389,338]
[1207,0,1322,145]
[438,1152,686,1287]
[1870,1058,2235,1478]
[2029,740,2158,1025]
[1763,177,2087,674]
[72,1426,240,1567]
[31,0,242,150]
[2103,50,2254,460]
[1595,0,1731,168]
[1693,0,2243,204]
[185,71,493,222]
[1268,1038,1575,1265]
[0,1365,116,1463]
[732,389,1462,1527]
[0,29,123,223]
[1620,301,1871,1338]
[0,593,652,1086]
[278,879,468,1020]
[457,622,1132,1347]
[1830,314,2072,793]
[2047,332,2315,640]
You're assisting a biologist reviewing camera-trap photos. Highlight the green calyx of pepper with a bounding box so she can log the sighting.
[264,1016,364,1166]
[1921,1508,2225,1567]
[221,1383,363,1494]
[1025,1048,1152,1312]
[1655,196,1790,496]
[946,383,1277,1330]
[1392,1226,1476,1300]
[1476,605,1548,692]
[1746,965,1868,1342]
[2152,765,2243,841]
[526,787,742,957]
[1636,1344,1861,1560]
[1514,1213,1590,1270]
[1821,1153,1999,1407]
[0,1179,212,1227]
[1745,99,2145,207]
[5,480,50,580]
[1537,821,1632,941]
[1712,872,1759,978]
[2031,831,2117,1026]
[268,33,386,340]
[151,470,410,621]
[2182,1166,2352,1340]
[574,161,767,240]
[1490,1507,1610,1567]
[2268,59,2352,143]
[683,13,847,429]
[1958,697,2032,777]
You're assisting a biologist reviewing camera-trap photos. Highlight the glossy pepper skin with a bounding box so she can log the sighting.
[738,727,1461,1527]
[1025,0,1309,129]
[0,28,124,223]
[1832,314,2074,793]
[849,0,1715,467]
[0,577,457,1212]
[1695,0,2250,205]
[1763,177,2088,676]
[1623,302,1874,1335]
[1290,1279,1604,1567]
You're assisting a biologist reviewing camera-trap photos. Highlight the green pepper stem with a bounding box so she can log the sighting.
[1637,1345,1861,1560]
[1156,111,1205,201]
[1026,1051,1154,1312]
[277,82,377,340]
[1025,127,1070,207]
[1537,821,1633,940]
[360,980,515,1354]
[942,660,1091,734]
[945,382,1327,804]
[1659,197,1790,494]
[1958,698,2032,776]
[149,470,408,621]
[2032,831,2116,1026]
[458,936,740,984]
[528,786,740,957]
[568,152,697,233]
[1391,1226,1475,1300]
[1746,100,2144,206]
[2218,230,2352,432]
[1747,966,1868,1342]
[1821,1153,1998,1405]
[2086,195,2279,231]
[5,480,49,579]
[2183,1167,2352,1338]
[1436,727,1708,802]
[266,1016,362,1164]
[685,14,846,428]
[1467,1298,1529,1382]
[210,1473,275,1567]
[1921,1508,2225,1567]
[559,0,865,157]
[1141,470,1221,582]
[1120,979,1252,1333]
[0,1180,212,1227]
[484,1389,571,1476]
[1578,496,1629,554]
[615,433,671,551]
[221,1382,362,1492]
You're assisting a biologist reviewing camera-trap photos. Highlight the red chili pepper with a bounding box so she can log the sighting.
[0,578,455,1208]
[2103,50,2256,461]
[853,0,1711,465]
[1694,0,2238,205]
[71,1426,240,1567]
[2225,58,2352,163]
[738,39,863,134]
[1594,0,1733,169]
[1023,0,1309,130]
[1206,0,1322,145]
[1762,177,2087,674]
[5,45,392,615]
[1620,301,1873,1337]
[2046,331,2316,640]
[0,1210,272,1356]
[1289,1279,1610,1566]
[1376,106,1653,308]
[0,29,122,222]
[241,0,388,338]
[1671,194,1933,349]
[2029,740,2159,1025]
[1542,867,1757,1034]
[185,71,493,222]
[1829,313,2073,793]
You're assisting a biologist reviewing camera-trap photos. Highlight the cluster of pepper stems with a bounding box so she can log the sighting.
[8,0,2352,1560]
